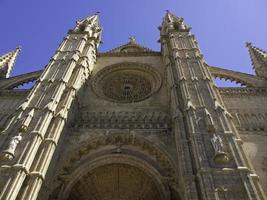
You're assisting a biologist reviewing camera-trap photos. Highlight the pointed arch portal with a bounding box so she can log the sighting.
[67,163,165,200]
[51,133,180,200]
[58,155,172,200]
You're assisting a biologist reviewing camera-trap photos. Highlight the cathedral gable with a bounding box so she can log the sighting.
[101,37,159,56]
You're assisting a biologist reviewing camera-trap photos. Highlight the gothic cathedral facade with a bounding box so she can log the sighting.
[0,12,267,200]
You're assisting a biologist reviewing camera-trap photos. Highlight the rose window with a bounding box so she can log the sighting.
[92,64,161,103]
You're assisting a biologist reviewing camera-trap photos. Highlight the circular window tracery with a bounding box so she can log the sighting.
[92,63,162,103]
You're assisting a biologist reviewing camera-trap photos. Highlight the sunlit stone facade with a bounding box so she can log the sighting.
[0,12,266,200]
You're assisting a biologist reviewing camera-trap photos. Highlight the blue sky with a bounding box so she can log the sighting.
[0,0,267,85]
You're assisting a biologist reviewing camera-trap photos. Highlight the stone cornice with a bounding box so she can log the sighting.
[72,110,171,129]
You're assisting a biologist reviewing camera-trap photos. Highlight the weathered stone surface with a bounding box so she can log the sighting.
[0,12,266,200]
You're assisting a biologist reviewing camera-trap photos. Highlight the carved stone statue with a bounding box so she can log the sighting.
[1,135,22,160]
[211,134,223,153]
[211,134,229,164]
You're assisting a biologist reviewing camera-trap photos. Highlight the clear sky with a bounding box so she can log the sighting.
[0,0,267,86]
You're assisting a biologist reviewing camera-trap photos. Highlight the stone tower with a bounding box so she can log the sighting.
[0,12,266,200]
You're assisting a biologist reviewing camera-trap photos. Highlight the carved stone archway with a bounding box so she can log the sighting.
[49,134,181,200]
[59,155,171,200]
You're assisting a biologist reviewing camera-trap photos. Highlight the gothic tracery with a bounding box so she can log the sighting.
[92,63,162,103]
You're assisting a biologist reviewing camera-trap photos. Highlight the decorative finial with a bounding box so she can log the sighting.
[16,46,22,51]
[245,42,252,47]
[129,36,135,43]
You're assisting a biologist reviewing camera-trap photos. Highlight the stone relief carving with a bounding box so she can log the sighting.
[211,134,229,164]
[59,133,176,179]
[211,134,224,153]
[75,111,170,129]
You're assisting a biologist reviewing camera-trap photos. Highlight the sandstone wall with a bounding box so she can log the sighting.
[220,88,267,193]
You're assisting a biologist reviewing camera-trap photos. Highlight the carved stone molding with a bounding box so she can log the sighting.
[230,111,267,134]
[49,133,180,199]
[56,154,172,200]
[91,63,162,103]
[60,133,176,179]
[75,111,170,129]
[219,87,267,96]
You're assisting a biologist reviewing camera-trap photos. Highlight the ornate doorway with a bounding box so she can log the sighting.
[51,134,177,200]
[67,163,165,200]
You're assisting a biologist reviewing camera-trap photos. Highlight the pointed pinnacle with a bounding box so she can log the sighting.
[246,42,267,71]
[162,11,190,32]
[0,47,21,78]
[16,46,22,50]
[86,14,99,23]
[165,11,182,22]
[77,14,100,26]
[245,42,252,47]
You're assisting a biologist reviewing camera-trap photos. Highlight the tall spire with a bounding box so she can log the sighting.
[0,47,21,78]
[246,42,267,79]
